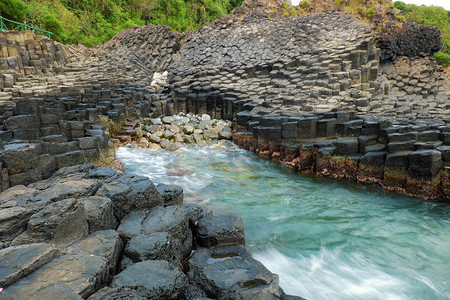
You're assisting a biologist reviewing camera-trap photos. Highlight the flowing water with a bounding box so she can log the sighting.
[117,143,450,300]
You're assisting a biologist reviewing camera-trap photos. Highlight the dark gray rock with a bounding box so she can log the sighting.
[188,246,282,299]
[333,138,359,155]
[181,203,213,228]
[88,167,118,179]
[124,232,183,264]
[96,173,163,220]
[385,151,411,168]
[196,213,245,247]
[437,146,450,162]
[112,260,188,299]
[157,183,184,206]
[142,206,188,241]
[360,152,387,167]
[0,243,58,287]
[117,210,149,242]
[408,150,442,179]
[81,196,118,233]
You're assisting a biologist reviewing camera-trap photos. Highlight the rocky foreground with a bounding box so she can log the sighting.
[0,164,302,299]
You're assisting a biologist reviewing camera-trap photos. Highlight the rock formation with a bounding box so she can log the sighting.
[0,2,449,298]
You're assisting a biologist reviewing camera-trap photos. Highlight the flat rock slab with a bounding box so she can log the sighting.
[188,246,281,299]
[112,260,188,299]
[11,198,88,246]
[95,173,163,220]
[87,287,147,300]
[3,254,108,299]
[0,243,58,287]
[65,230,123,276]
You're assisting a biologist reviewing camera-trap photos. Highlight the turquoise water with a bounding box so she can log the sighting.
[117,143,450,300]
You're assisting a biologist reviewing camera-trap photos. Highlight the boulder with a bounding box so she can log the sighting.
[408,150,442,179]
[188,246,282,299]
[124,232,183,264]
[181,203,213,228]
[157,184,184,206]
[117,210,149,242]
[3,254,108,299]
[196,213,245,247]
[0,243,58,287]
[81,196,118,233]
[112,260,188,299]
[0,205,33,243]
[95,173,163,220]
[142,206,188,241]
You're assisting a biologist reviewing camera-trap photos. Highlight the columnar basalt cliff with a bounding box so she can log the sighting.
[0,5,449,298]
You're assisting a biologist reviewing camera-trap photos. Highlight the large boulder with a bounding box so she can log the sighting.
[124,232,183,264]
[112,260,188,299]
[188,246,282,299]
[196,213,245,247]
[95,173,163,220]
[157,184,184,206]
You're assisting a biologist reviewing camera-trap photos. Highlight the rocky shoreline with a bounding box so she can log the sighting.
[0,163,303,299]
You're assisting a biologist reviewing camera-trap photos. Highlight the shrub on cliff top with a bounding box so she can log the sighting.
[433,51,450,67]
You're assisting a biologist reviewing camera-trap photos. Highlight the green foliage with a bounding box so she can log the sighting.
[299,0,310,9]
[1,0,240,47]
[433,51,450,67]
[0,0,28,22]
[394,1,450,55]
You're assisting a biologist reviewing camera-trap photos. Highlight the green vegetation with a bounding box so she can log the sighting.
[394,1,450,55]
[433,51,450,67]
[0,0,243,47]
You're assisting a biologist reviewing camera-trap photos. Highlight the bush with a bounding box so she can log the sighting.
[299,0,310,9]
[43,14,65,40]
[433,51,450,67]
[0,0,28,22]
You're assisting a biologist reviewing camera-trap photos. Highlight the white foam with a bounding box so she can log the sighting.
[254,247,410,300]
